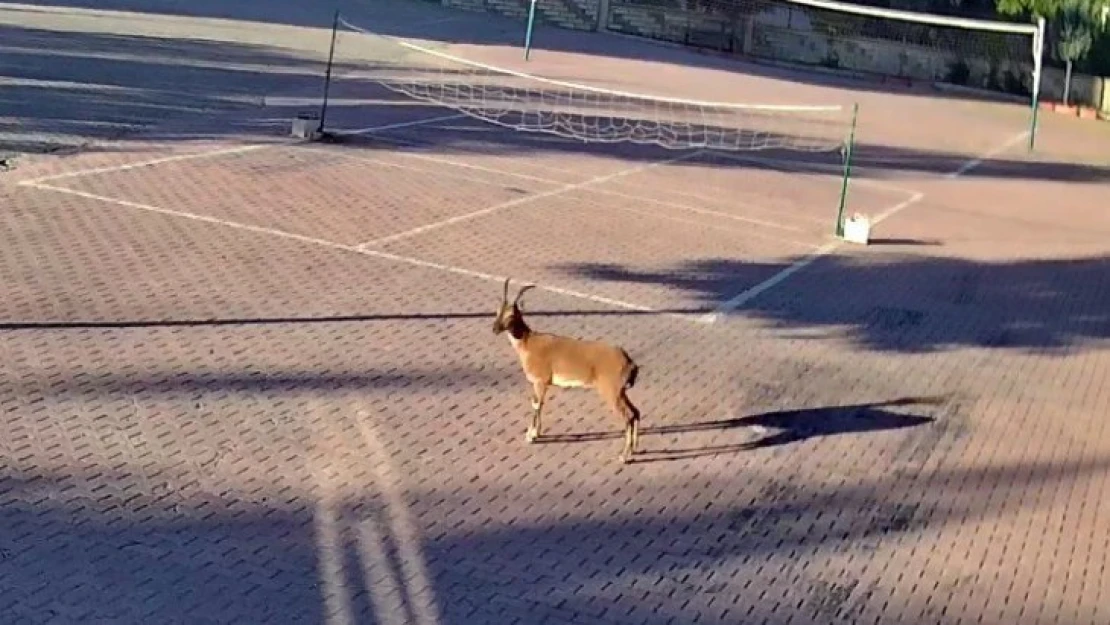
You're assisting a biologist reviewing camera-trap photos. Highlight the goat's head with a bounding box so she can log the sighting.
[492,278,535,335]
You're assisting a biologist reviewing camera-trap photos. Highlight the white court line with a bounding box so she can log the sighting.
[16,113,466,186]
[586,187,812,235]
[709,150,924,197]
[587,201,817,249]
[354,150,705,249]
[944,131,1029,179]
[319,141,818,237]
[421,123,586,145]
[298,148,552,190]
[698,129,1030,324]
[339,113,465,136]
[312,142,562,186]
[333,126,629,180]
[23,181,688,321]
[698,191,925,324]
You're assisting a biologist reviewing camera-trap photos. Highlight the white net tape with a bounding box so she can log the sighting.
[334,16,853,153]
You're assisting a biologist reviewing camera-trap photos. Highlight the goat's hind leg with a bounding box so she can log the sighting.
[603,385,639,464]
[621,389,641,463]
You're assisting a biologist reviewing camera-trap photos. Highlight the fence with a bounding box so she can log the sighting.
[442,0,1108,114]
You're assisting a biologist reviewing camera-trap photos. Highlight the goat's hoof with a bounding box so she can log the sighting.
[619,453,633,465]
[525,431,538,444]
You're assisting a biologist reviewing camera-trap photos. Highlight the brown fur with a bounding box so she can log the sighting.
[493,278,641,464]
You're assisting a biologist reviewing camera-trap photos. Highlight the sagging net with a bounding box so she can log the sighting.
[331,14,854,154]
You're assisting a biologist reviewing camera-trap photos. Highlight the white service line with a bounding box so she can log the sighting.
[299,148,548,190]
[24,181,687,321]
[699,191,925,324]
[354,150,706,249]
[16,113,467,186]
[698,128,1030,323]
[585,186,811,234]
[944,131,1030,179]
[709,150,924,196]
[315,144,563,186]
[334,125,631,180]
[595,201,818,249]
[339,113,465,136]
[321,141,822,237]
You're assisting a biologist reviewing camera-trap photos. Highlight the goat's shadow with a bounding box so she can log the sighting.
[534,396,944,462]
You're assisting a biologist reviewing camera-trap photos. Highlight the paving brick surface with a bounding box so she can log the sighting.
[3,2,1110,624]
[5,124,1110,625]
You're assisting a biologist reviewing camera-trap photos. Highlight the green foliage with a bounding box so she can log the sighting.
[996,0,1108,24]
[995,0,1064,18]
[1082,28,1110,73]
[1055,0,1097,62]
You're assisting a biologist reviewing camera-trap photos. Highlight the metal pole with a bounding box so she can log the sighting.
[1028,15,1045,151]
[318,9,341,134]
[524,0,538,61]
[834,102,859,238]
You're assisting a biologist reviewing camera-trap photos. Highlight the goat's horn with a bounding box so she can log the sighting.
[513,284,536,306]
[502,277,511,303]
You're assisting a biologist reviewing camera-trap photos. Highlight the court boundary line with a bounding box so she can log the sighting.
[387,120,923,198]
[699,129,1030,323]
[324,124,911,232]
[708,150,925,197]
[312,136,848,238]
[20,180,696,323]
[16,113,467,186]
[354,150,705,249]
[303,145,819,248]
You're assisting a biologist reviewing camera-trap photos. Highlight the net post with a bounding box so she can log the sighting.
[1028,15,1046,151]
[834,102,859,239]
[317,9,341,135]
[524,0,538,61]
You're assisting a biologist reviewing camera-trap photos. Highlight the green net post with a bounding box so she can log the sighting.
[317,9,341,134]
[524,0,538,61]
[1028,15,1046,151]
[834,102,859,238]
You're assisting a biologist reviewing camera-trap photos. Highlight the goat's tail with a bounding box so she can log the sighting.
[622,357,639,390]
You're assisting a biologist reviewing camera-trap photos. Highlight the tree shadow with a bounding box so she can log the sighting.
[554,254,1110,353]
[16,0,1072,110]
[319,110,1110,183]
[2,4,1107,184]
[1,399,1107,623]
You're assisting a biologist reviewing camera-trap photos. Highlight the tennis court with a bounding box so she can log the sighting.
[3,2,1109,625]
[21,102,917,320]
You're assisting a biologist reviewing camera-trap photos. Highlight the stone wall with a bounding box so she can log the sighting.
[603,4,1107,109]
[438,0,1107,111]
[1038,66,1104,110]
[443,0,598,31]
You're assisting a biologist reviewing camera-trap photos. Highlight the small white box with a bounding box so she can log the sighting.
[843,213,871,245]
[291,113,320,140]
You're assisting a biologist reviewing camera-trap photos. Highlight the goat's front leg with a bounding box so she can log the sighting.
[527,379,549,443]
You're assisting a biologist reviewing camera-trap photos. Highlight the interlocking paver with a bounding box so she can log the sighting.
[3,2,1110,624]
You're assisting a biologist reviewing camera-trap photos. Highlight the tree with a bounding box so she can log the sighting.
[995,0,1106,20]
[996,0,1061,17]
[1055,0,1096,104]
